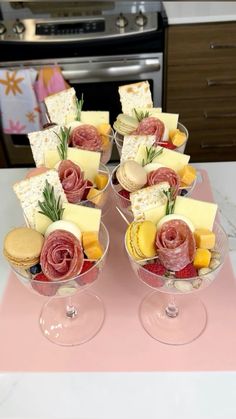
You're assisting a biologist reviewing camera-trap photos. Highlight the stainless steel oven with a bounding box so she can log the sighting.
[0,1,167,167]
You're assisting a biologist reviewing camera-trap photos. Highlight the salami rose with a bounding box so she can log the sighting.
[70,124,102,151]
[40,230,84,281]
[156,220,196,271]
[132,117,164,145]
[58,160,89,203]
[147,167,180,198]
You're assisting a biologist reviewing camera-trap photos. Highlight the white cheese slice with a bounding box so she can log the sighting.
[143,204,167,225]
[62,203,101,232]
[153,112,179,131]
[173,196,218,231]
[80,111,109,126]
[34,212,52,235]
[135,145,190,173]
[67,148,100,181]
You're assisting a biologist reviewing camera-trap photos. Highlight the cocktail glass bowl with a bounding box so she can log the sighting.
[115,122,189,158]
[100,128,115,164]
[111,163,197,222]
[125,222,228,345]
[9,222,109,346]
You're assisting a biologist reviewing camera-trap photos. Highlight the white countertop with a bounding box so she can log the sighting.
[0,162,236,419]
[163,1,236,24]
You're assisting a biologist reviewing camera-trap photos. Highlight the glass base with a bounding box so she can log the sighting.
[139,291,207,345]
[39,291,105,346]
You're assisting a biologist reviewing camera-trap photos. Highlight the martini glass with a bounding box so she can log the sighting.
[114,121,189,158]
[125,222,228,345]
[9,222,109,346]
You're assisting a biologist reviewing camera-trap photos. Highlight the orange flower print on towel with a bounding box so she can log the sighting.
[5,120,26,133]
[26,111,37,123]
[0,71,24,95]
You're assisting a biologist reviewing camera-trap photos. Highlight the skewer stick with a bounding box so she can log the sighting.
[116,206,130,225]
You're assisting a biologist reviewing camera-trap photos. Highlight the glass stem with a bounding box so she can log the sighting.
[165,296,179,318]
[66,296,78,319]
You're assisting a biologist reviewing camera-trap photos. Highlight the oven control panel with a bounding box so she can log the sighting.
[0,12,158,42]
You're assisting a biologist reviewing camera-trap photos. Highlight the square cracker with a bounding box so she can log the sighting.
[121,135,155,163]
[130,182,170,221]
[13,170,68,229]
[118,81,153,116]
[44,87,78,125]
[28,125,61,167]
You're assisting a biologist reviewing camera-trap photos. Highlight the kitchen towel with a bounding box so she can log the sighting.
[34,66,70,126]
[0,68,41,134]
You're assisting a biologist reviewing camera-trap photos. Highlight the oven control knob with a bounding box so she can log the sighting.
[135,11,148,27]
[116,13,128,29]
[12,19,25,35]
[0,23,6,35]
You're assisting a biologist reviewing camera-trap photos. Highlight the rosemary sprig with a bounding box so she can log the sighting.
[163,187,176,215]
[54,127,71,160]
[38,180,64,222]
[76,93,84,121]
[133,108,150,122]
[142,146,163,166]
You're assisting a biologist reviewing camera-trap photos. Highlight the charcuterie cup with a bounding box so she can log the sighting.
[9,222,109,346]
[115,122,189,158]
[125,222,228,345]
[111,163,197,222]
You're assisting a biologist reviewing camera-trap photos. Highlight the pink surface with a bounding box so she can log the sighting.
[0,169,236,372]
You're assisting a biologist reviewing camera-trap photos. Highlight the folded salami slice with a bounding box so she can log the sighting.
[155,220,196,271]
[58,160,89,203]
[70,124,102,151]
[40,230,84,281]
[132,117,164,145]
[147,167,180,198]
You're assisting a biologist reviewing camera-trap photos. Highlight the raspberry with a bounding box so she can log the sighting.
[139,263,166,288]
[158,141,176,150]
[32,273,59,296]
[175,263,197,279]
[118,189,130,200]
[78,261,98,285]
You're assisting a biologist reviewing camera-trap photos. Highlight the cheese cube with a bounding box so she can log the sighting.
[135,145,190,172]
[193,248,211,269]
[174,196,217,230]
[171,130,187,147]
[80,111,109,126]
[179,165,197,186]
[62,203,101,232]
[194,228,216,249]
[67,148,100,181]
[94,173,108,190]
[82,231,103,260]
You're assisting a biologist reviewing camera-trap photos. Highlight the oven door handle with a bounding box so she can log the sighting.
[61,60,160,80]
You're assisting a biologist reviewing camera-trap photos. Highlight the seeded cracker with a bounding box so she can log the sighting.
[13,170,68,229]
[44,87,78,125]
[121,135,155,162]
[130,182,170,221]
[118,81,153,116]
[28,125,61,167]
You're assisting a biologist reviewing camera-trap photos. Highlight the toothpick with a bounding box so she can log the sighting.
[116,206,130,225]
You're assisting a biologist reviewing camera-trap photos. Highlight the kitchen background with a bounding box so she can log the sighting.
[0,1,236,167]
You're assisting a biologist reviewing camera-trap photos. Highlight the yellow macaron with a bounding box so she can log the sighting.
[126,220,157,260]
[3,227,44,269]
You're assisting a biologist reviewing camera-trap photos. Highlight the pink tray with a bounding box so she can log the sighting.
[0,169,236,372]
